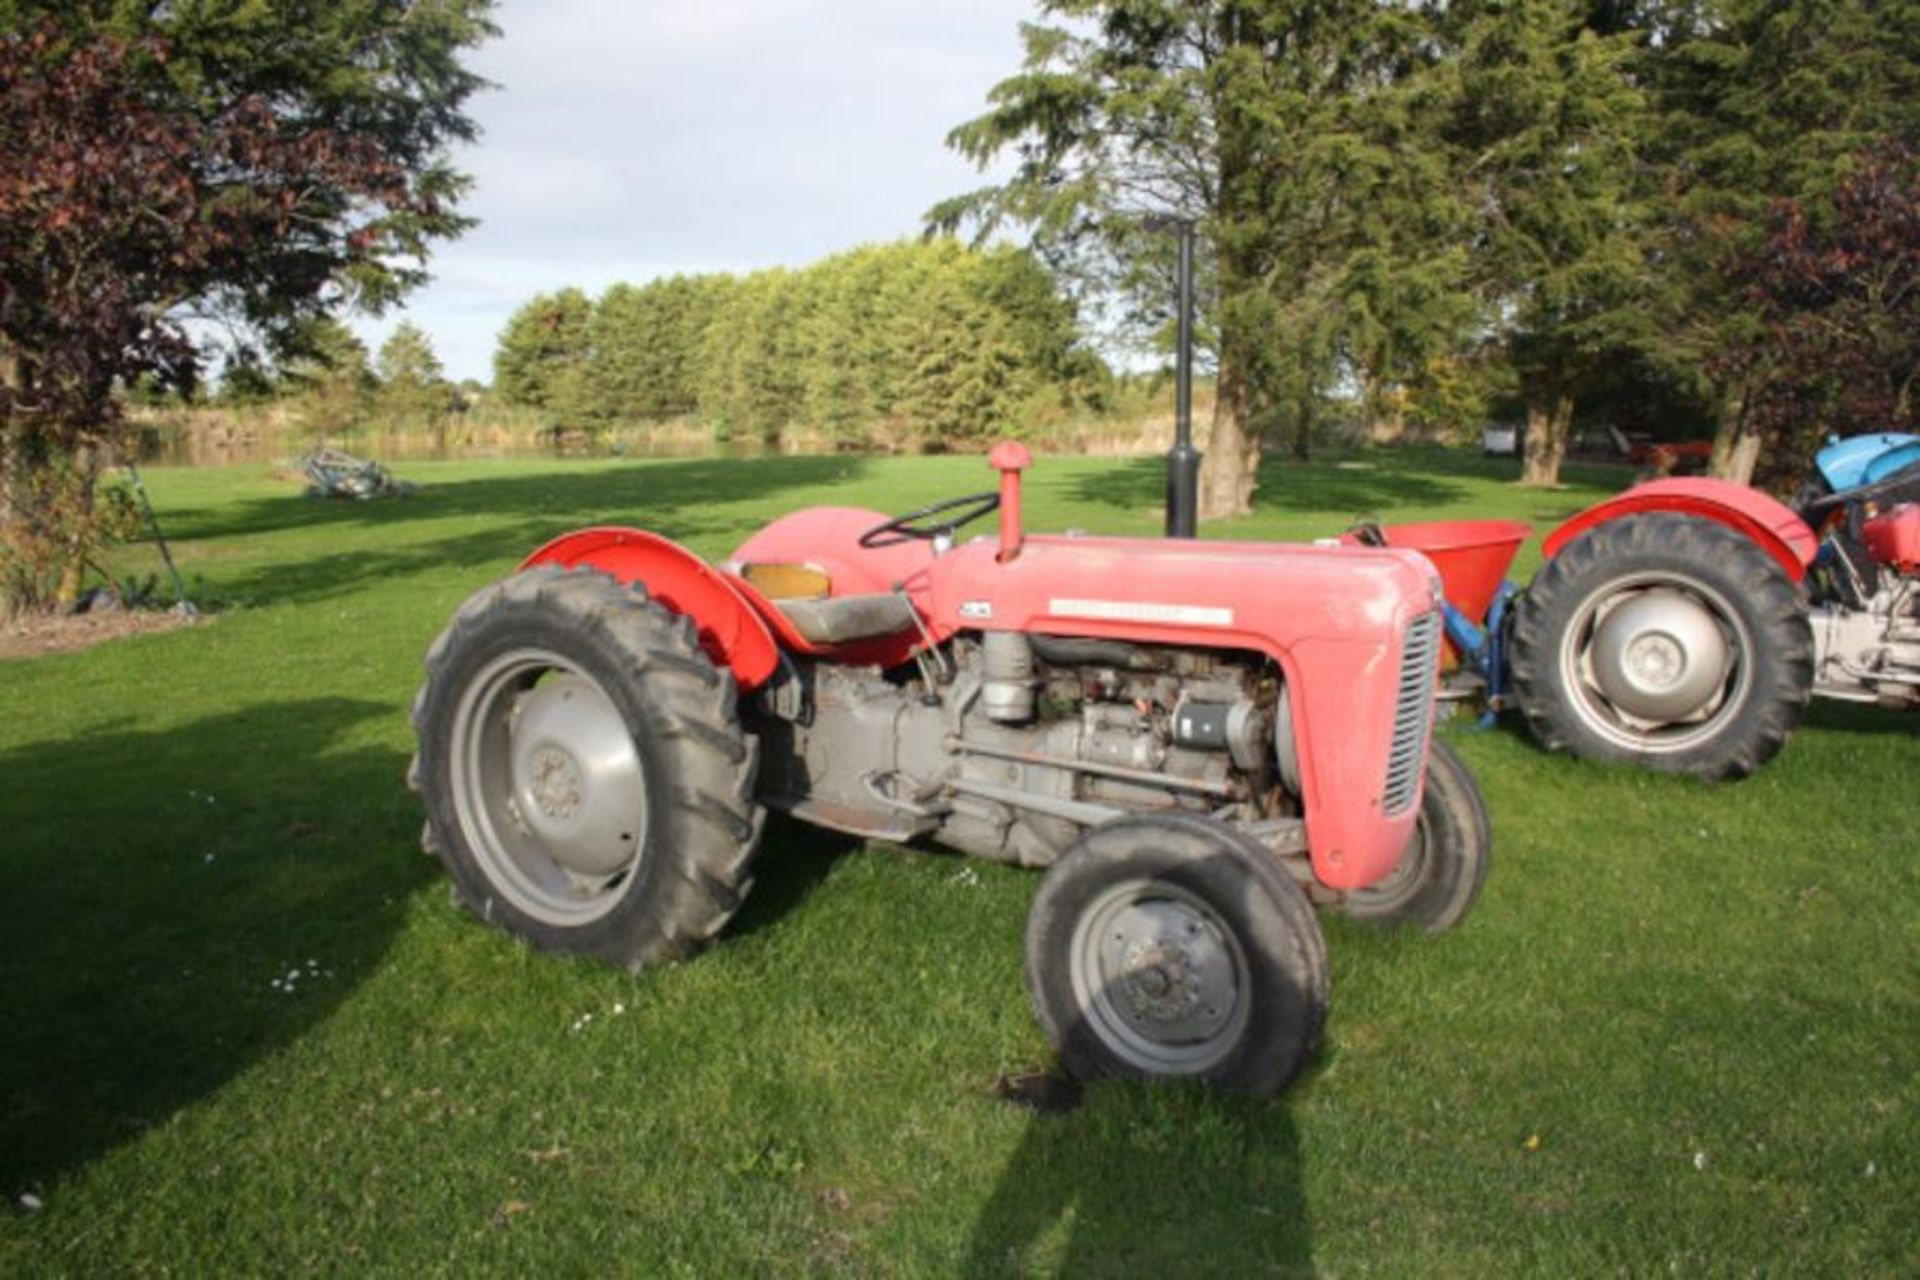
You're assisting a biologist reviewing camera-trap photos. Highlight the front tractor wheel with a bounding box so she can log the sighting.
[1342,739,1490,935]
[409,566,763,970]
[1024,815,1329,1097]
[1511,514,1814,781]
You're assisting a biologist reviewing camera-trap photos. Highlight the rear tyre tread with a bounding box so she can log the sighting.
[1511,514,1812,780]
[412,566,763,969]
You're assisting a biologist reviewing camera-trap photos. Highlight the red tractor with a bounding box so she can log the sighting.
[1359,431,1920,779]
[410,444,1490,1096]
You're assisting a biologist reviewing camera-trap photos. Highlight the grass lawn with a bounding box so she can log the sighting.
[2,447,1915,1275]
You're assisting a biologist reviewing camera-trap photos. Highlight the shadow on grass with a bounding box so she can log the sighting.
[723,818,862,943]
[963,843,1315,1275]
[1069,450,1466,520]
[964,1084,1312,1275]
[1065,445,1633,528]
[1798,697,1915,738]
[166,454,874,544]
[168,455,876,608]
[0,698,428,1194]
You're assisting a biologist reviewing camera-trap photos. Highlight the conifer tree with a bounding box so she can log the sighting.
[375,322,455,427]
[493,289,593,425]
[1446,0,1651,486]
[281,317,375,440]
[936,1,1470,515]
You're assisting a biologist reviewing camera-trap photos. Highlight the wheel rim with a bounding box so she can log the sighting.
[1347,815,1429,914]
[1068,878,1250,1075]
[1557,571,1754,755]
[448,647,649,926]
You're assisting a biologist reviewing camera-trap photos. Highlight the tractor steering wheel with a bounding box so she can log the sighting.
[858,491,1001,549]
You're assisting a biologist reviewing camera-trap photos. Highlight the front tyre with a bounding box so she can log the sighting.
[1511,514,1813,781]
[1024,815,1329,1097]
[409,566,763,970]
[1342,739,1490,934]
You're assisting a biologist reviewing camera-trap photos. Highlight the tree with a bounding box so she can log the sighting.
[969,242,1108,409]
[936,2,1469,516]
[581,275,731,426]
[890,257,1035,449]
[1447,0,1652,487]
[696,269,808,445]
[499,241,1100,450]
[280,316,375,440]
[792,239,1085,448]
[1713,142,1920,492]
[1633,0,1920,483]
[798,245,903,446]
[375,322,456,427]
[0,8,493,608]
[212,352,279,410]
[493,289,594,424]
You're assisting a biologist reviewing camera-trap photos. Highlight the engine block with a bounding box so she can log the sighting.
[1810,577,1920,708]
[752,637,1284,867]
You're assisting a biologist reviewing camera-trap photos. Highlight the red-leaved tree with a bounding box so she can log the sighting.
[0,21,481,610]
[1713,141,1920,493]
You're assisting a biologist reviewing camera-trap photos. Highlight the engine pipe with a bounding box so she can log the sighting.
[1028,634,1165,670]
[943,776,1129,829]
[1166,218,1202,539]
[942,734,1239,799]
[990,440,1031,562]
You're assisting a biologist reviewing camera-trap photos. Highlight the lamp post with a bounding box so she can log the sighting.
[1164,218,1201,538]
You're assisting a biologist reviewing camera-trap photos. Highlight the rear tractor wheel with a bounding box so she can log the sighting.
[1511,514,1813,781]
[409,566,763,970]
[1342,739,1490,935]
[1023,815,1329,1097]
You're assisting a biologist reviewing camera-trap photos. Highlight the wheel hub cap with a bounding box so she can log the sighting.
[1626,633,1684,687]
[528,747,584,821]
[1120,938,1203,1023]
[1590,589,1731,720]
[1076,891,1244,1068]
[506,672,647,879]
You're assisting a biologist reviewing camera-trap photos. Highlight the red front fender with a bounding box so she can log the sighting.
[520,527,783,690]
[1544,478,1817,581]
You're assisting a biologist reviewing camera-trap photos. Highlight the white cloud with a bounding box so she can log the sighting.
[356,0,1033,380]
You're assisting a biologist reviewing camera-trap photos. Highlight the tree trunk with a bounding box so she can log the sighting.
[1363,372,1405,444]
[1708,381,1762,486]
[1520,392,1573,487]
[53,441,99,609]
[1292,387,1313,462]
[1198,18,1267,525]
[0,346,22,545]
[1,361,33,619]
[1200,358,1259,519]
[1715,432,1762,487]
[2,348,113,613]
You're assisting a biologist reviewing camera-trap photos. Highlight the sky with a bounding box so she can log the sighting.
[355,0,1036,384]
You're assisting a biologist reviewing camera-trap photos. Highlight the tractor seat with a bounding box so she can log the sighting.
[730,561,918,645]
[736,561,831,601]
[772,593,919,645]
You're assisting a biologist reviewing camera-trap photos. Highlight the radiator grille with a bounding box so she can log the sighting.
[1383,611,1441,817]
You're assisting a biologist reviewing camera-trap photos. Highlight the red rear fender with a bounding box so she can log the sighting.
[1544,478,1816,581]
[519,527,782,690]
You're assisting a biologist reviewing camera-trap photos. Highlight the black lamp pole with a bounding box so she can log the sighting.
[1165,218,1201,538]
